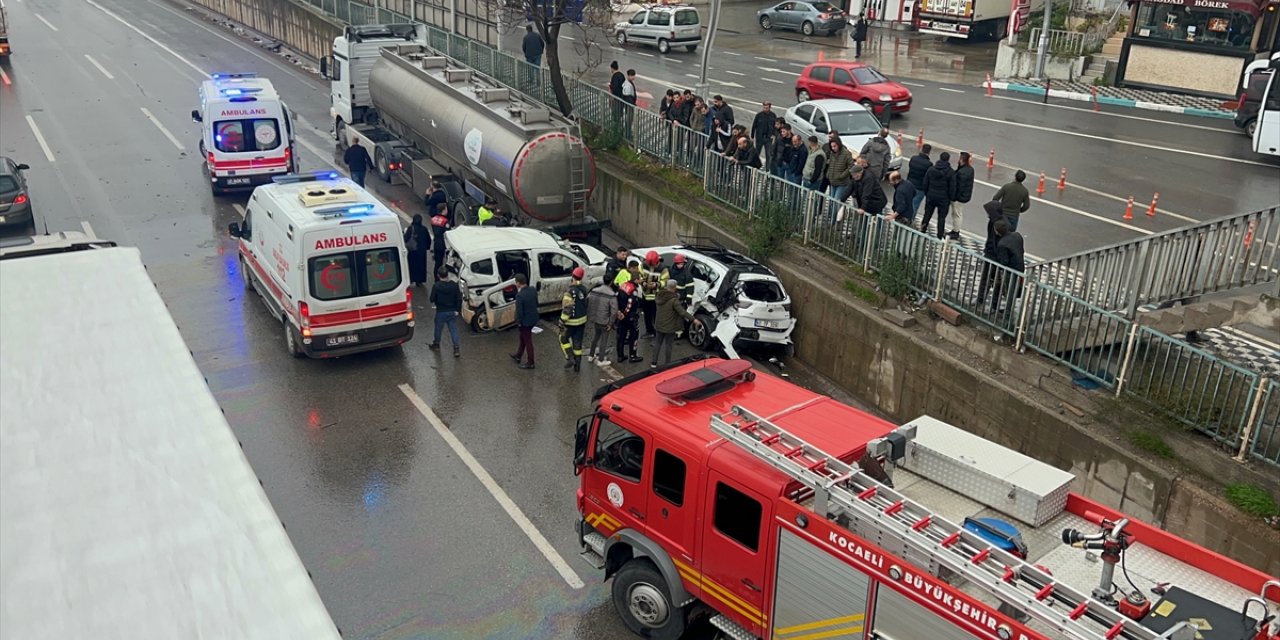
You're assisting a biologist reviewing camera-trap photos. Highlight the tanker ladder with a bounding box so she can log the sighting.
[709,405,1198,640]
[564,126,589,219]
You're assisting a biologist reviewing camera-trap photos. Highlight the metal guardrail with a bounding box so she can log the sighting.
[1028,207,1279,318]
[1027,27,1108,56]
[416,23,1280,467]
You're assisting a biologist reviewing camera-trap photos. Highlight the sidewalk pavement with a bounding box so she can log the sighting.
[990,78,1237,119]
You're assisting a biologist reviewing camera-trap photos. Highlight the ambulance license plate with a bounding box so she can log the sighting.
[325,333,361,347]
[226,177,251,186]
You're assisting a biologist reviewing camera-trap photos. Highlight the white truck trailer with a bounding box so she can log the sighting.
[0,238,342,639]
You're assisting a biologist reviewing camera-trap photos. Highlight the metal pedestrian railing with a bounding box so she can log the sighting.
[407,23,1280,467]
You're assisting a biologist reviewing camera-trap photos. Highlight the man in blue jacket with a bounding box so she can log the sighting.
[510,273,539,369]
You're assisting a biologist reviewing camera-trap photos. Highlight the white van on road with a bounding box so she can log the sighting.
[229,172,414,357]
[444,226,607,332]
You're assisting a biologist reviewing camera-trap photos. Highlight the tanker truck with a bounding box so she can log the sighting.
[327,24,606,245]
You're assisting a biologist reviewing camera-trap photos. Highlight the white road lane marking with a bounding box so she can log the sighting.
[25,116,56,163]
[83,0,208,77]
[760,67,795,76]
[788,62,806,68]
[0,67,11,86]
[84,54,116,79]
[141,108,186,151]
[987,95,1238,134]
[754,56,776,62]
[635,51,655,57]
[762,77,784,84]
[900,81,926,87]
[724,51,742,56]
[232,203,246,218]
[939,87,965,93]
[398,384,586,590]
[611,46,625,52]
[925,107,1275,167]
[33,12,59,31]
[562,35,574,41]
[667,58,683,64]
[685,73,700,79]
[80,220,96,236]
[724,70,745,76]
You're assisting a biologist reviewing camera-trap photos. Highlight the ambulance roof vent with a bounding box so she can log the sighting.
[298,187,361,208]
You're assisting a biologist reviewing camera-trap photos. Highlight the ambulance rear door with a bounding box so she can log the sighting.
[301,222,408,346]
[208,100,291,184]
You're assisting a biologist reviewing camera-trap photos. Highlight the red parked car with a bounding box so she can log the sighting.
[794,62,913,116]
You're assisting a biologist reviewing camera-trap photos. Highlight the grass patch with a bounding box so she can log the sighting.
[844,279,880,305]
[876,252,916,300]
[1129,430,1175,459]
[1224,483,1280,519]
[744,200,795,262]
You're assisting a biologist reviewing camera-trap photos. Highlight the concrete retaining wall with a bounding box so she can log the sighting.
[995,38,1087,81]
[187,0,343,62]
[592,157,1280,575]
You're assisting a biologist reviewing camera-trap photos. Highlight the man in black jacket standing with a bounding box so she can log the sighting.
[521,24,544,85]
[511,273,539,369]
[949,151,975,240]
[851,160,886,215]
[750,102,776,152]
[887,171,916,225]
[990,218,1026,312]
[906,143,931,218]
[853,15,869,58]
[342,143,371,187]
[920,151,955,239]
[429,267,462,357]
[608,61,625,125]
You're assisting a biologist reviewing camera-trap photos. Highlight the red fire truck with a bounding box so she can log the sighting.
[574,357,1280,640]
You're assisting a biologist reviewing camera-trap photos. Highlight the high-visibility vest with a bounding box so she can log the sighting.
[561,284,589,326]
[613,268,632,287]
[477,206,494,225]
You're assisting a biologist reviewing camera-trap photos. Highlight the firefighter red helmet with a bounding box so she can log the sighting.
[673,253,687,264]
[622,282,637,295]
[645,250,660,266]
[572,266,585,280]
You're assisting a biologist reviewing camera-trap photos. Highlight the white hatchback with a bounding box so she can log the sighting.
[784,99,903,171]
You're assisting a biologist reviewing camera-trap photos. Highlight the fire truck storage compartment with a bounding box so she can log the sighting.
[900,416,1073,526]
[872,584,985,640]
[773,528,871,638]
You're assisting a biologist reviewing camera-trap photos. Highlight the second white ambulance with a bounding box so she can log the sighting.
[192,72,297,194]
[229,172,414,358]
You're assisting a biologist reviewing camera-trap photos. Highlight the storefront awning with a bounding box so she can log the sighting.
[1131,0,1266,17]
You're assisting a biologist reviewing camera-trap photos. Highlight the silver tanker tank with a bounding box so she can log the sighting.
[368,46,595,223]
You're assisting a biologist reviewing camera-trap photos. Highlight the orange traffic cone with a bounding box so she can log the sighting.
[1057,167,1067,191]
[916,128,924,150]
[985,73,993,97]
[1036,171,1046,195]
[1123,196,1134,220]
[987,148,996,169]
[1244,220,1256,248]
[818,50,825,62]
[1146,192,1159,217]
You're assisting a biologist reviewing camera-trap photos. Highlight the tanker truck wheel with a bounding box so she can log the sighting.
[375,148,392,183]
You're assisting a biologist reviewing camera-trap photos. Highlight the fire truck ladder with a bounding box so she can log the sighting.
[564,125,589,220]
[709,405,1197,640]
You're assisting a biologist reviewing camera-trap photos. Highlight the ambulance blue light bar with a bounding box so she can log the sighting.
[219,87,265,97]
[313,204,376,219]
[272,172,344,185]
[210,72,258,80]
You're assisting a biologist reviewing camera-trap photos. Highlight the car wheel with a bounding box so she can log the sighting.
[611,560,686,640]
[802,20,815,35]
[688,312,717,351]
[797,89,811,102]
[240,256,255,292]
[686,45,697,53]
[616,31,628,46]
[470,311,489,333]
[1245,118,1257,137]
[336,119,348,149]
[658,38,670,54]
[284,318,304,358]
[760,15,773,29]
[375,147,391,182]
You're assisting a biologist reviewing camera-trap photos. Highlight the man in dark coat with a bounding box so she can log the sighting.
[850,161,887,215]
[949,151,975,240]
[887,171,916,225]
[511,273,539,369]
[858,128,892,183]
[977,199,1004,307]
[429,267,462,356]
[751,102,776,152]
[608,61,625,124]
[990,217,1026,312]
[712,95,735,126]
[906,143,931,217]
[992,170,1032,231]
[853,15,869,58]
[920,151,956,239]
[522,25,544,66]
[342,143,371,187]
[403,214,430,287]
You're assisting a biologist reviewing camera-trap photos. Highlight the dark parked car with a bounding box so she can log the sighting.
[757,1,848,36]
[0,157,33,231]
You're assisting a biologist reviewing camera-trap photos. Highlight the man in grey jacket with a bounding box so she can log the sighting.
[859,128,892,183]
[586,282,619,366]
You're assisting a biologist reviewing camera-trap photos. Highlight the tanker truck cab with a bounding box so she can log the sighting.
[192,72,297,195]
[444,226,605,332]
[228,172,414,357]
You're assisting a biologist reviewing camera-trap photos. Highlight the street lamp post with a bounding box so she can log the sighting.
[1034,0,1051,79]
[695,0,723,98]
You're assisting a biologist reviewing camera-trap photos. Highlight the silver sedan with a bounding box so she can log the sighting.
[757,1,848,37]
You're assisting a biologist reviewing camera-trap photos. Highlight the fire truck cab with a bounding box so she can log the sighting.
[192,72,297,195]
[576,357,1280,640]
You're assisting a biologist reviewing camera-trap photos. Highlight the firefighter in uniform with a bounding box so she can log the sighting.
[559,267,589,372]
[638,250,667,338]
[667,252,695,338]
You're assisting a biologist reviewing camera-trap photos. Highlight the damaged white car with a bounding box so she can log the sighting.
[634,243,796,359]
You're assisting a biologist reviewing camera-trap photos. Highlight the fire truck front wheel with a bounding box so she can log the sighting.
[612,559,686,640]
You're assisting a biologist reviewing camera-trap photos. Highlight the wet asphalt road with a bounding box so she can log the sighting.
[0,0,1275,638]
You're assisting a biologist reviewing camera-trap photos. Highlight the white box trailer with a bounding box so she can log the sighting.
[0,243,341,639]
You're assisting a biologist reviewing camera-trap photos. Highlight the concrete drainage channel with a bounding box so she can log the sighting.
[180,0,1279,575]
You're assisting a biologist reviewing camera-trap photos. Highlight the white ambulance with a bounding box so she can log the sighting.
[192,72,297,195]
[228,172,414,358]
